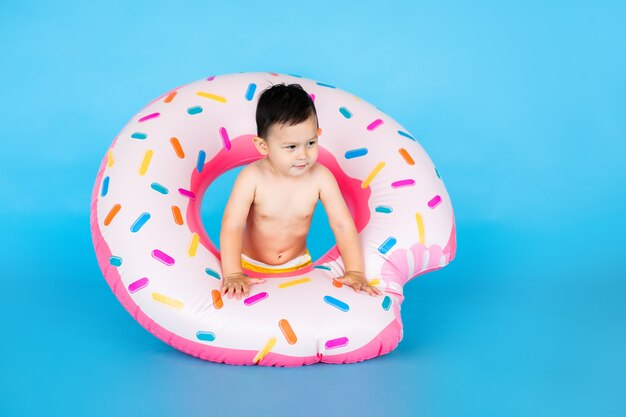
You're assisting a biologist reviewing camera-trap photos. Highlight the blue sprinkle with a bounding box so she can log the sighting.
[345,148,368,159]
[197,150,206,173]
[196,331,216,342]
[375,206,393,214]
[131,132,147,140]
[130,212,151,233]
[314,265,331,271]
[109,256,122,267]
[245,83,257,101]
[187,106,203,115]
[382,296,392,311]
[435,167,441,179]
[316,82,336,88]
[378,237,397,254]
[339,107,352,119]
[323,295,349,312]
[397,130,415,141]
[205,268,221,279]
[150,183,168,194]
[288,73,302,78]
[101,176,110,197]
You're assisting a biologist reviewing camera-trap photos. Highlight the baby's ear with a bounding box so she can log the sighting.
[252,136,269,155]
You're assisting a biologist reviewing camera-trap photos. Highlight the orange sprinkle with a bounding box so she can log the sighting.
[164,91,177,103]
[211,289,223,309]
[104,204,121,226]
[399,148,415,165]
[332,279,344,288]
[171,206,184,225]
[278,319,297,345]
[170,137,185,158]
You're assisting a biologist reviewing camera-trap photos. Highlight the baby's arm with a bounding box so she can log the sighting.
[220,165,264,299]
[318,166,381,296]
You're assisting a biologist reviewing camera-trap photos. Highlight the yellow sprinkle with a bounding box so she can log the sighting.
[361,162,386,189]
[196,92,227,103]
[278,278,311,288]
[369,279,380,286]
[107,149,114,167]
[139,150,154,176]
[253,337,277,364]
[151,292,184,310]
[415,212,425,244]
[188,232,200,257]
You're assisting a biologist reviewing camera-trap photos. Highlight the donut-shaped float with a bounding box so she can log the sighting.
[90,72,456,366]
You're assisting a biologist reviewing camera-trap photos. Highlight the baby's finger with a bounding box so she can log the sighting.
[249,278,265,284]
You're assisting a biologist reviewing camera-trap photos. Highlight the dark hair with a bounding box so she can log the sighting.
[256,83,318,139]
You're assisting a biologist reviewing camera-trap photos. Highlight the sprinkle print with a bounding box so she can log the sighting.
[219,127,231,150]
[171,206,184,225]
[367,119,383,131]
[163,91,177,103]
[139,150,154,176]
[131,132,147,140]
[196,92,227,103]
[152,292,184,310]
[428,195,442,209]
[170,137,185,158]
[362,162,385,189]
[187,106,203,115]
[138,112,160,122]
[128,277,149,293]
[104,204,121,226]
[151,249,175,266]
[130,212,150,233]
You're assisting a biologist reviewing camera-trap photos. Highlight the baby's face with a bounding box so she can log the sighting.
[260,115,319,178]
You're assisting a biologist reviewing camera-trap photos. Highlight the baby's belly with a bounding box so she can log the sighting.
[242,221,310,265]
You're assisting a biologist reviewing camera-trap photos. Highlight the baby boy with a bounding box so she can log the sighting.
[219,83,381,299]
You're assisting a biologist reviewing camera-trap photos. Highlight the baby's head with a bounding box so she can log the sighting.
[254,83,320,177]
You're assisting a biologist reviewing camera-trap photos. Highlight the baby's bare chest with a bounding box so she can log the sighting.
[252,182,319,221]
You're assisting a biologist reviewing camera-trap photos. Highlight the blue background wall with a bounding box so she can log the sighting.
[1,1,625,416]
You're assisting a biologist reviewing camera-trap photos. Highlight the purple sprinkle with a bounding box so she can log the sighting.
[138,112,160,123]
[178,188,196,200]
[128,277,149,293]
[243,292,269,306]
[152,249,175,266]
[391,179,415,188]
[428,195,442,209]
[367,119,383,131]
[219,127,231,150]
[325,337,349,350]
[207,76,216,81]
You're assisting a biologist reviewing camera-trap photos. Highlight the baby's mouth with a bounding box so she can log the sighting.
[294,163,308,168]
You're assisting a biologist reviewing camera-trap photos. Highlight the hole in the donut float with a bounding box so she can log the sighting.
[201,165,336,262]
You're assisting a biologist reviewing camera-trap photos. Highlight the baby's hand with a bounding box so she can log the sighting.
[336,271,382,296]
[221,273,265,300]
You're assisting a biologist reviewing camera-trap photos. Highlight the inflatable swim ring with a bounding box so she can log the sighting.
[90,72,456,366]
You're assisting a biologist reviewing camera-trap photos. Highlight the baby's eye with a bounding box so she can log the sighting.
[307,141,317,147]
[286,145,296,150]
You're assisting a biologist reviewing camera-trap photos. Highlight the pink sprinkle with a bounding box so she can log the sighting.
[138,112,160,122]
[219,127,231,150]
[391,179,415,188]
[325,337,349,350]
[128,277,149,293]
[152,250,175,266]
[207,76,216,81]
[428,195,442,209]
[178,188,196,200]
[244,292,269,306]
[367,119,383,131]
[309,93,315,102]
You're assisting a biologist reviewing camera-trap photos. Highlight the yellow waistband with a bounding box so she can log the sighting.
[241,251,313,274]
